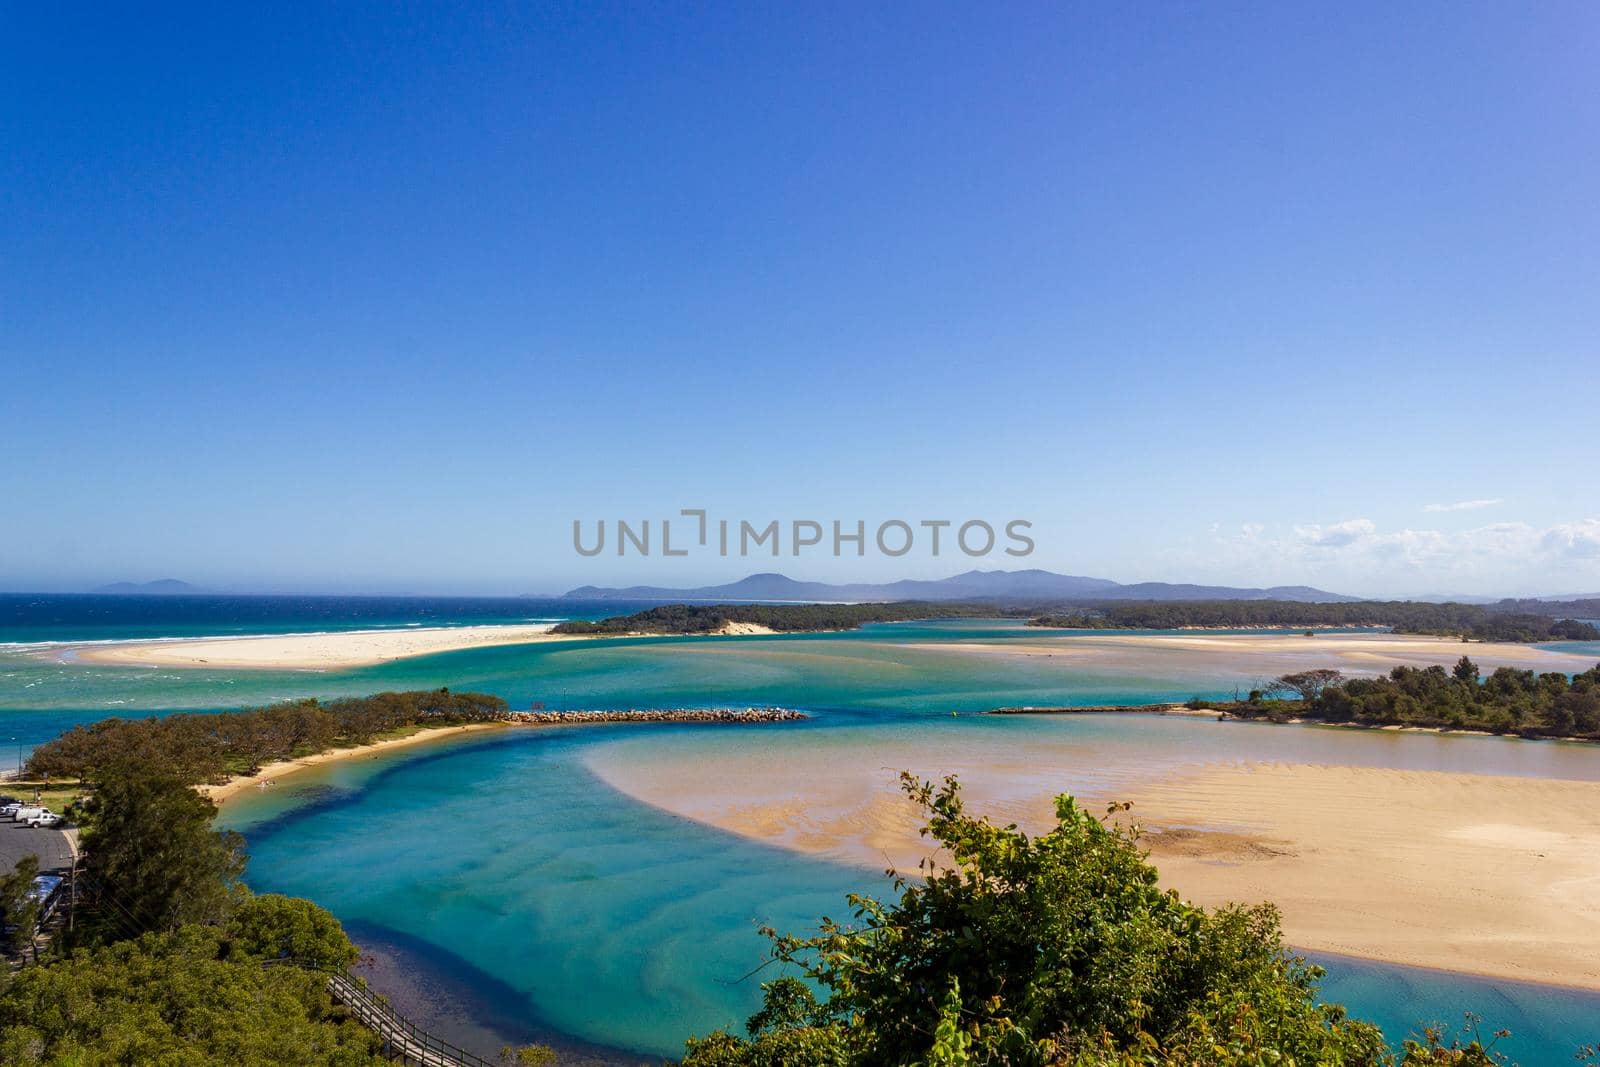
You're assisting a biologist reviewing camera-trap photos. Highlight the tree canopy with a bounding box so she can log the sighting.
[1030,601,1598,643]
[685,775,1398,1065]
[1218,660,1600,740]
[683,775,1542,1066]
[552,601,1017,635]
[25,688,510,785]
[0,923,385,1066]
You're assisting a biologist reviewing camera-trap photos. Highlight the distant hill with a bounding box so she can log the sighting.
[92,579,206,595]
[562,569,1357,604]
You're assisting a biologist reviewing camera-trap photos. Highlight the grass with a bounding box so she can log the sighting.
[2,778,85,818]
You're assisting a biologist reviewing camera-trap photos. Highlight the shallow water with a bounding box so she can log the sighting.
[4,610,1599,1061]
[224,721,1600,1062]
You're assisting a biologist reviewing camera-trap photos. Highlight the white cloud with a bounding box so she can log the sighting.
[1422,498,1504,513]
[1291,518,1376,548]
[1541,519,1600,561]
[1205,516,1600,596]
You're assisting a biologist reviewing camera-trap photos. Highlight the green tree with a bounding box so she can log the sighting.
[0,925,386,1065]
[80,767,246,936]
[224,893,360,969]
[0,855,43,961]
[684,774,1390,1066]
[1269,668,1345,700]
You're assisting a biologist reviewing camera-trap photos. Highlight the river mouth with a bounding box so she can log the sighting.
[227,706,1600,1063]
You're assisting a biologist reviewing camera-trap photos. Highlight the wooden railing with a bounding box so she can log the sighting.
[267,960,499,1067]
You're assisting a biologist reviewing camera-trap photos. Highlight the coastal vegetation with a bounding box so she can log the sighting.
[0,920,385,1065]
[80,766,248,935]
[0,767,387,1064]
[24,688,510,785]
[551,601,1017,634]
[1,760,559,1065]
[554,597,1600,642]
[682,774,1530,1066]
[1205,658,1600,739]
[1028,600,1600,643]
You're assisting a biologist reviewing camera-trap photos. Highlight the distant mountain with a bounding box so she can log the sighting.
[92,579,206,595]
[562,569,1357,604]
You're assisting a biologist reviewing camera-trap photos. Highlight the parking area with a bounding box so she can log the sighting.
[0,816,74,876]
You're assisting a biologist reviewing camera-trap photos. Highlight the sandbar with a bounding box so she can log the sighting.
[587,733,1600,990]
[908,630,1599,677]
[53,624,576,670]
[48,619,781,671]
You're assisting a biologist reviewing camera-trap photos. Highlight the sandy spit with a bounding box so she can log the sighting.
[200,722,514,804]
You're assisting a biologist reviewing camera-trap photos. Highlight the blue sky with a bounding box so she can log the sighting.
[3,4,1597,597]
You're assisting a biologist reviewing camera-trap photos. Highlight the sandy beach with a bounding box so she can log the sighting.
[587,734,1600,990]
[201,722,514,803]
[50,619,781,671]
[57,624,575,670]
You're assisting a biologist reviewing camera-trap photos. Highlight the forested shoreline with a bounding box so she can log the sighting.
[1029,600,1599,643]
[24,689,510,785]
[551,600,1018,634]
[1197,658,1600,740]
[551,597,1599,642]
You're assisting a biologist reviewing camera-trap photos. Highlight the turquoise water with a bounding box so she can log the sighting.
[4,610,1599,1061]
[222,721,1600,1062]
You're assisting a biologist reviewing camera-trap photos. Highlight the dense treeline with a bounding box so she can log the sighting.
[554,598,1600,641]
[24,688,508,785]
[1029,599,1599,642]
[552,601,1016,634]
[1213,658,1600,739]
[1493,597,1600,619]
[0,897,385,1065]
[2,760,428,1064]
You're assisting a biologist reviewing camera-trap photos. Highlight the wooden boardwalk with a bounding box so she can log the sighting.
[326,971,498,1067]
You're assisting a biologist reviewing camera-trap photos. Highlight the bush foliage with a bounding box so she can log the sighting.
[683,774,1408,1065]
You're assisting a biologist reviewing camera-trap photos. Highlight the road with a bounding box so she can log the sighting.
[0,814,75,876]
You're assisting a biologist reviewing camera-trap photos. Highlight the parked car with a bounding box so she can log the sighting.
[0,803,21,818]
[0,796,18,806]
[27,812,62,829]
[12,805,47,823]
